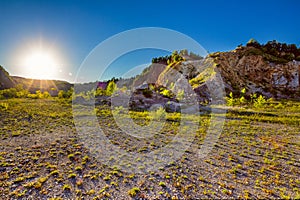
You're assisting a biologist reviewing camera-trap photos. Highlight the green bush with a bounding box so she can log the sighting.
[253,95,267,108]
[0,102,9,110]
[106,81,117,96]
[177,89,184,101]
[58,88,73,99]
[43,91,51,98]
[160,88,173,98]
[0,88,17,98]
[226,92,236,106]
[150,107,166,120]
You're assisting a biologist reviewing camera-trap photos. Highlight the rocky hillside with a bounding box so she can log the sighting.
[211,46,299,99]
[133,41,300,102]
[0,65,73,94]
[12,76,73,94]
[0,65,15,89]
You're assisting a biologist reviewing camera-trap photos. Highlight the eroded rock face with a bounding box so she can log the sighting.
[124,46,300,109]
[214,50,300,99]
[154,50,300,100]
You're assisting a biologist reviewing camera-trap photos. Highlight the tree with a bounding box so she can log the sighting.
[246,38,260,48]
[180,49,188,56]
[172,50,178,56]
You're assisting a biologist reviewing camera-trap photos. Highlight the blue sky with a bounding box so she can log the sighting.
[0,0,299,82]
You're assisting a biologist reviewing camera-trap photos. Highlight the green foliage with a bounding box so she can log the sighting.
[27,90,50,99]
[160,88,173,98]
[43,91,51,98]
[128,187,140,197]
[177,89,184,101]
[58,90,65,99]
[189,66,215,88]
[95,88,105,97]
[150,107,166,120]
[106,81,117,96]
[239,88,247,104]
[246,38,261,48]
[250,93,257,103]
[253,95,267,108]
[226,92,236,106]
[0,102,9,110]
[0,88,17,98]
[239,96,247,104]
[58,88,73,99]
[244,39,300,63]
[226,88,268,108]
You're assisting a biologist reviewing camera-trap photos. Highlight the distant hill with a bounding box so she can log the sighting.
[0,65,73,95]
[11,76,73,94]
[0,66,15,89]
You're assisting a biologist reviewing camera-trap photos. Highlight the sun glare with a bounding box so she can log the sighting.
[22,51,60,80]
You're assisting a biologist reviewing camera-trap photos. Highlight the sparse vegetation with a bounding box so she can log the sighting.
[0,97,298,199]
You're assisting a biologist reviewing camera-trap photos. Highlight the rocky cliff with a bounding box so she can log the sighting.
[211,46,300,99]
[151,46,300,101]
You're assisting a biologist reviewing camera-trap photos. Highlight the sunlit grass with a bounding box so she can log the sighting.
[0,98,299,199]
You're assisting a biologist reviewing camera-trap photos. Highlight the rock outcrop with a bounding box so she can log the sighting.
[0,66,15,89]
[212,47,300,99]
[151,46,300,101]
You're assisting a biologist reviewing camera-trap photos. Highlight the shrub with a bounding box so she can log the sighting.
[0,102,9,110]
[0,88,17,98]
[150,107,166,120]
[226,92,236,106]
[128,187,140,197]
[106,81,117,96]
[160,88,173,98]
[253,95,266,108]
[177,89,184,101]
[43,91,51,98]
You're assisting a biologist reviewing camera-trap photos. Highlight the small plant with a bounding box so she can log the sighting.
[68,154,75,160]
[38,176,48,184]
[226,92,236,106]
[76,178,83,186]
[150,106,166,120]
[254,95,266,108]
[82,155,90,162]
[12,131,21,137]
[222,189,232,195]
[103,175,111,181]
[111,181,118,187]
[68,173,76,178]
[14,176,25,183]
[50,170,59,176]
[75,166,82,171]
[128,187,140,197]
[87,189,95,195]
[34,181,42,189]
[128,174,135,179]
[62,184,71,191]
[159,181,166,187]
[0,102,9,110]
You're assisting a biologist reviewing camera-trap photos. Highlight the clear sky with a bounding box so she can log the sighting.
[0,0,299,82]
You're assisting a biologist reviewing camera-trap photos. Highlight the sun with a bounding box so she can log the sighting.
[22,50,59,80]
